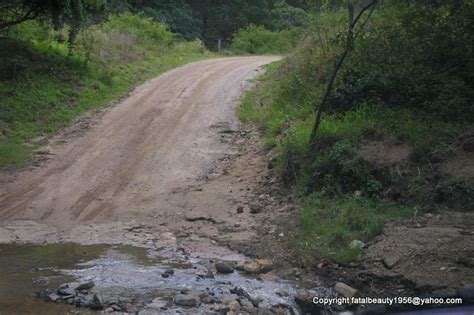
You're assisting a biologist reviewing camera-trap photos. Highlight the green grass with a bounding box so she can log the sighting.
[296,195,414,263]
[0,16,213,169]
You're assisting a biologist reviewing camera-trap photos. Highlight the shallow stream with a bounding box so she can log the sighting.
[0,243,328,314]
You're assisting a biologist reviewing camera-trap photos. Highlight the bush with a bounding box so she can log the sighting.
[103,13,175,46]
[230,24,299,54]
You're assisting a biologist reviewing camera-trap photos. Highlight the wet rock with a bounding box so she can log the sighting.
[57,283,76,296]
[213,305,231,314]
[199,292,216,304]
[276,290,289,297]
[47,293,61,302]
[111,304,122,311]
[74,294,92,308]
[237,206,244,213]
[162,268,174,278]
[122,302,137,312]
[382,254,400,269]
[74,281,95,291]
[215,261,234,274]
[257,273,279,281]
[239,298,256,314]
[294,290,324,314]
[231,286,261,307]
[249,203,263,214]
[174,294,200,307]
[228,300,241,313]
[61,295,75,300]
[349,240,365,250]
[146,297,167,310]
[236,259,273,274]
[271,304,295,315]
[89,294,103,310]
[334,282,358,298]
[256,259,273,273]
[118,297,133,304]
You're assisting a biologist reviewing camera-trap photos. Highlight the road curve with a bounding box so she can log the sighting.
[0,56,280,227]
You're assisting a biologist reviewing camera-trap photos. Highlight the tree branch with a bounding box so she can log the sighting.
[351,0,378,29]
[0,9,39,30]
[309,0,378,148]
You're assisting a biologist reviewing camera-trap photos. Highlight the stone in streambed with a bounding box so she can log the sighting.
[215,261,234,274]
[74,281,95,291]
[236,259,273,274]
[162,268,174,278]
[89,294,103,310]
[57,283,76,296]
[47,293,61,302]
[174,294,200,307]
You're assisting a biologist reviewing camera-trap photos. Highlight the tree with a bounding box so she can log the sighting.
[309,0,378,148]
[0,0,105,49]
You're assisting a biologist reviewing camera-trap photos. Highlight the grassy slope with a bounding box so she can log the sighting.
[238,3,473,263]
[0,15,213,168]
[239,59,470,263]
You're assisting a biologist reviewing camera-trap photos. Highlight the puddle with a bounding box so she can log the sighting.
[0,243,331,314]
[0,243,105,314]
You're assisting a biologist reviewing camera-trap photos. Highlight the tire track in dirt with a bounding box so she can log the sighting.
[0,56,280,227]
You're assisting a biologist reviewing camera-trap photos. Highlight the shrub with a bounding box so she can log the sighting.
[103,13,174,46]
[230,24,299,55]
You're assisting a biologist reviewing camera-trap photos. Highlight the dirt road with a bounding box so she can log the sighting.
[0,56,279,230]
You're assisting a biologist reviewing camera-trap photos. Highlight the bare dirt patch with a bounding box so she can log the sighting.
[358,140,411,166]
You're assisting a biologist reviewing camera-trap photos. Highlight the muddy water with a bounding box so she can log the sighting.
[0,243,325,314]
[0,243,104,314]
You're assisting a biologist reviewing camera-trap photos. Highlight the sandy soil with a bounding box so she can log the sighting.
[0,57,279,233]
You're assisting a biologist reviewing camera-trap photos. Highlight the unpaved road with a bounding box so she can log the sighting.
[0,57,279,231]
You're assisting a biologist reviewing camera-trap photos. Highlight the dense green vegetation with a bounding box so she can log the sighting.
[104,0,310,49]
[0,14,211,167]
[230,25,299,55]
[239,0,474,262]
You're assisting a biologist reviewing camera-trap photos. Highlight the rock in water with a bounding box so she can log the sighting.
[215,262,234,274]
[74,281,95,291]
[249,203,263,214]
[162,269,174,278]
[57,283,76,296]
[256,259,273,273]
[47,293,61,302]
[174,294,200,307]
[89,294,103,310]
[236,259,273,274]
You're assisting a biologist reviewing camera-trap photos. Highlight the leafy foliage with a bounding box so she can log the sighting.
[230,25,299,54]
[0,0,106,49]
